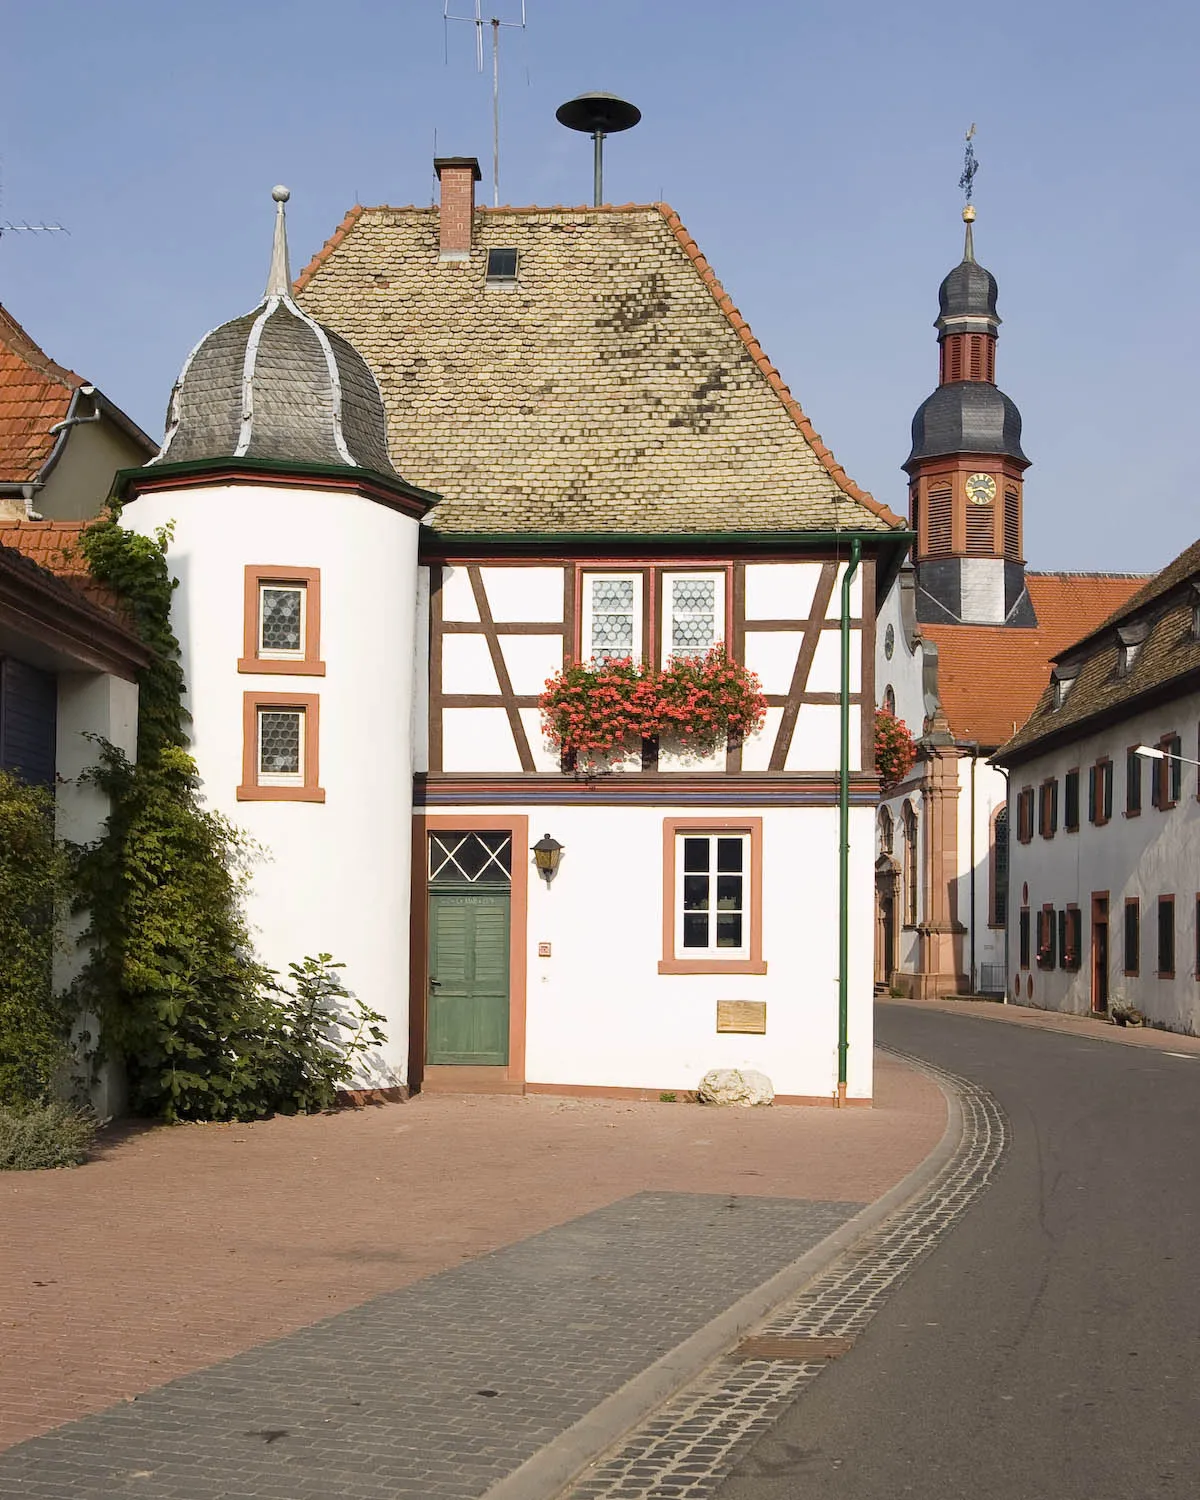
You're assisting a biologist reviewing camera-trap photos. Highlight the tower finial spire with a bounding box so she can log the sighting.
[265,185,292,299]
[958,125,978,263]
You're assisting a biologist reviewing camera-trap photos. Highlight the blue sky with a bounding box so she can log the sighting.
[4,0,1197,570]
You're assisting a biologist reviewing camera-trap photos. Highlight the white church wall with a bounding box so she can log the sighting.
[507,801,875,1101]
[122,481,421,1084]
[874,577,925,738]
[954,757,1009,992]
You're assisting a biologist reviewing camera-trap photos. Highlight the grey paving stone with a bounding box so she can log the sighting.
[0,1191,861,1500]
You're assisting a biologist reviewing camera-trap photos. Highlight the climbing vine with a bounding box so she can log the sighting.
[71,515,382,1120]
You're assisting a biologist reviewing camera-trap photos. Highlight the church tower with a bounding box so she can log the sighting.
[904,205,1034,626]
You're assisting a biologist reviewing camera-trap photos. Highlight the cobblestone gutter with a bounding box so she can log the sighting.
[560,1050,1007,1500]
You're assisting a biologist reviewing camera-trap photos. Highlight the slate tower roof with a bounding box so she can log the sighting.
[152,189,399,477]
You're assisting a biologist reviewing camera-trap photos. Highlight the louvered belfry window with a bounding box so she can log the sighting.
[925,483,953,555]
[966,504,995,555]
[1004,488,1020,559]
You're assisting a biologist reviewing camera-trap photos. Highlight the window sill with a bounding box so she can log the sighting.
[238,656,326,676]
[237,784,326,803]
[1157,970,1176,980]
[658,958,768,975]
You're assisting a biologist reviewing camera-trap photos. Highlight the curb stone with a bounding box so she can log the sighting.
[481,1046,976,1500]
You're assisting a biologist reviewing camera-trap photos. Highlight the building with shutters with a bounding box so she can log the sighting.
[994,538,1200,1035]
[873,208,1146,999]
[114,165,915,1105]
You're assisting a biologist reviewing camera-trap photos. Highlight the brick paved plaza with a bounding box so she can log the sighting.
[2,1057,944,1495]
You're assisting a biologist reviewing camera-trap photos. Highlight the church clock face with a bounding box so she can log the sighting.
[965,472,997,506]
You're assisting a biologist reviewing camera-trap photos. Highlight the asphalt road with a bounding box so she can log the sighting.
[714,1004,1200,1500]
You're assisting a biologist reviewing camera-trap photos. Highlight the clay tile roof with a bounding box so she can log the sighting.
[294,203,905,536]
[997,540,1200,764]
[0,304,83,483]
[920,572,1149,749]
[0,519,126,616]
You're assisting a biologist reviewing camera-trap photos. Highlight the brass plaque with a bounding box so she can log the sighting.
[716,1000,767,1034]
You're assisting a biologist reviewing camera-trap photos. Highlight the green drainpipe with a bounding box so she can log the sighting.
[837,537,863,1107]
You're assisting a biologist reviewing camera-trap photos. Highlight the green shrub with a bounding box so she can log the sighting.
[0,772,72,1107]
[0,1101,97,1170]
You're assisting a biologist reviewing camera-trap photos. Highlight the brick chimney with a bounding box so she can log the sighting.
[434,157,481,262]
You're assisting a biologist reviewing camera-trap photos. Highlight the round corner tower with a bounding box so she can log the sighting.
[117,188,438,1087]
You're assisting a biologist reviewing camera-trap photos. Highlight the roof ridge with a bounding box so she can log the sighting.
[1027,570,1152,579]
[653,205,904,529]
[0,301,83,390]
[294,204,366,293]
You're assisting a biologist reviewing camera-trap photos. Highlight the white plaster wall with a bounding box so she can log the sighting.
[745,562,819,620]
[954,757,1009,990]
[789,704,860,773]
[1006,694,1200,1034]
[122,481,420,1083]
[743,631,803,696]
[810,628,861,694]
[479,567,563,622]
[442,708,523,772]
[499,635,563,696]
[440,564,479,621]
[55,671,140,1119]
[502,802,875,1100]
[739,707,784,773]
[413,567,430,773]
[442,635,500,694]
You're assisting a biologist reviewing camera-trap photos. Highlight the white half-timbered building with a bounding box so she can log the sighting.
[118,163,909,1105]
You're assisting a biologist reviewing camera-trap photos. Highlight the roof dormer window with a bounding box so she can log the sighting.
[486,247,518,284]
[1051,664,1078,710]
[1116,622,1149,678]
[1189,582,1200,641]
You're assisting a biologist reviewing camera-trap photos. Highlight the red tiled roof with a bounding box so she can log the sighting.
[0,304,82,483]
[922,573,1149,748]
[0,520,124,616]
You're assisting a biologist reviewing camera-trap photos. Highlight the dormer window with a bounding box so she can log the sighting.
[1116,621,1149,678]
[1190,582,1200,641]
[486,247,518,284]
[1051,664,1077,710]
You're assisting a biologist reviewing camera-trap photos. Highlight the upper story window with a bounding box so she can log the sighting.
[1064,768,1080,830]
[240,565,325,676]
[1088,759,1113,825]
[485,247,518,283]
[663,572,724,663]
[238,691,324,803]
[1038,779,1058,838]
[1016,786,1035,843]
[1151,733,1183,808]
[1125,748,1142,816]
[583,573,642,662]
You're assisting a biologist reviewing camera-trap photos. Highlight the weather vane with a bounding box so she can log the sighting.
[958,123,979,205]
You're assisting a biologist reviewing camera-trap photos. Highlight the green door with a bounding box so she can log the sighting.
[427,890,510,1065]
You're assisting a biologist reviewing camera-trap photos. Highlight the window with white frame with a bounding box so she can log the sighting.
[677,832,749,957]
[259,582,306,658]
[663,572,724,663]
[583,573,642,662]
[258,706,305,784]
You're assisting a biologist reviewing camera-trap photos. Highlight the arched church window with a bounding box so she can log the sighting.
[883,685,896,716]
[991,805,1009,928]
[879,806,894,854]
[903,801,919,926]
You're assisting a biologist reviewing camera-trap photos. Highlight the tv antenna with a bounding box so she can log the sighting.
[443,1,527,208]
[555,92,641,207]
[0,163,68,243]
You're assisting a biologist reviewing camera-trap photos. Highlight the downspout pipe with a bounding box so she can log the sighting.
[837,536,863,1107]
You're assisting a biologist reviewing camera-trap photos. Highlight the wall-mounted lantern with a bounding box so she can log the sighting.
[532,832,564,883]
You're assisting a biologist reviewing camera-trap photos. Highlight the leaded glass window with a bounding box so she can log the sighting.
[258,709,303,780]
[663,572,723,663]
[260,584,305,655]
[678,833,747,955]
[429,830,513,885]
[585,574,640,661]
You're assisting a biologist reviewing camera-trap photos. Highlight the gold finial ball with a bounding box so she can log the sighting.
[962,204,977,223]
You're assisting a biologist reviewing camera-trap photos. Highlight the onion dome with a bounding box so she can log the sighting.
[151,188,397,476]
[907,381,1027,466]
[936,212,1000,335]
